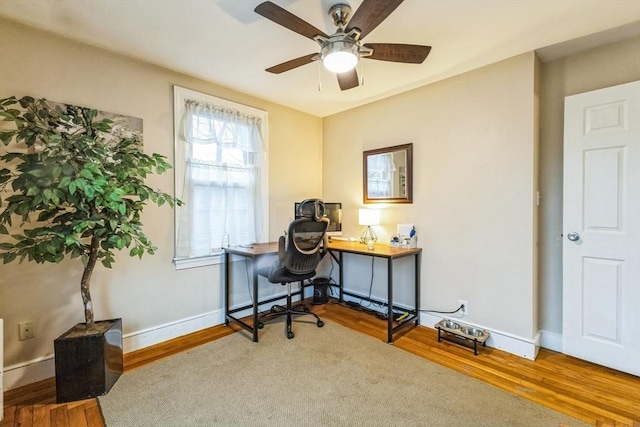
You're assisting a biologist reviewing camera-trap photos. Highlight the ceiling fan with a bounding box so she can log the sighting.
[254,0,432,91]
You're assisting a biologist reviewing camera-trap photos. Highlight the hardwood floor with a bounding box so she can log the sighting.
[3,301,639,426]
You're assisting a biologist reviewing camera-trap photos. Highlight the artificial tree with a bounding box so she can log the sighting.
[0,96,180,330]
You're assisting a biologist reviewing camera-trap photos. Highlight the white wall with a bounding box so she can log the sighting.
[0,18,322,388]
[538,36,640,340]
[322,53,539,343]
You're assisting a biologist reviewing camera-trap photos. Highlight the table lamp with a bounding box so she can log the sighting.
[359,209,381,244]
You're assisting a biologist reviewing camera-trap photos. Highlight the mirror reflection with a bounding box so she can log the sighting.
[363,143,413,204]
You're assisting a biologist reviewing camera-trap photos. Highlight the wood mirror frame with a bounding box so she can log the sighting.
[363,143,413,204]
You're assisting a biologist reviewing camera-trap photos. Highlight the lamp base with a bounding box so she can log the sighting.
[360,226,378,244]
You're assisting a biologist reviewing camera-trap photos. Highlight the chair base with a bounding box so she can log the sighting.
[257,282,324,339]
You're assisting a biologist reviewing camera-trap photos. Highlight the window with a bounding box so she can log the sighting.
[173,86,268,269]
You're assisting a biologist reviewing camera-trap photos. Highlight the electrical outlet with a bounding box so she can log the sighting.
[19,321,35,340]
[458,300,468,316]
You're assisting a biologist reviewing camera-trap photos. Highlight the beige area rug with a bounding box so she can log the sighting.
[99,320,588,426]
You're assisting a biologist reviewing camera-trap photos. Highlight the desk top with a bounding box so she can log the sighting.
[224,240,421,259]
[326,240,421,258]
[224,242,279,257]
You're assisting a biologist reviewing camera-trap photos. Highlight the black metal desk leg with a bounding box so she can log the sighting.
[338,251,344,302]
[252,261,259,343]
[387,258,393,343]
[415,252,421,326]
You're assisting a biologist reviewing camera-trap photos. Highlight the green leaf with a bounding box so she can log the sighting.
[2,252,17,264]
[57,176,72,189]
[26,186,40,196]
[28,169,47,178]
[80,169,94,180]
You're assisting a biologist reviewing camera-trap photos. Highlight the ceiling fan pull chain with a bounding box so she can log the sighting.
[317,61,322,92]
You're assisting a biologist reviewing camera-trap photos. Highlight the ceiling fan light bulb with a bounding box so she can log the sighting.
[321,39,359,73]
[323,51,358,73]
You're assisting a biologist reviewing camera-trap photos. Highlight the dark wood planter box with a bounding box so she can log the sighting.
[54,318,123,403]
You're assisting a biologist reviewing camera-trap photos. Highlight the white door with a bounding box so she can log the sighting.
[563,80,640,376]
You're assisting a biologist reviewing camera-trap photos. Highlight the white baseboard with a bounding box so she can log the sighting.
[539,329,563,352]
[3,356,56,392]
[419,312,541,360]
[122,309,225,353]
[3,309,226,391]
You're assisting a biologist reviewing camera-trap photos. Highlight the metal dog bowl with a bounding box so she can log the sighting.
[461,327,485,337]
[440,320,461,329]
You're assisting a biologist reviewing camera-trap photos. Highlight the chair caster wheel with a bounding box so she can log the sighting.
[257,322,264,329]
[317,320,324,328]
[287,331,294,339]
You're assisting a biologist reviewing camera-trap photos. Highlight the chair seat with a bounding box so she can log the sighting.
[257,265,316,284]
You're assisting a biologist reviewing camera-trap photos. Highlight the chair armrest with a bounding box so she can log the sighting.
[278,235,286,262]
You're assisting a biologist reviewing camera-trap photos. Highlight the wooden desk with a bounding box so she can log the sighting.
[224,243,279,342]
[325,241,422,343]
[223,241,422,343]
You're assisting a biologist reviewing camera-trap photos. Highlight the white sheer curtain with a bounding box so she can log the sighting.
[175,100,264,259]
[367,153,396,198]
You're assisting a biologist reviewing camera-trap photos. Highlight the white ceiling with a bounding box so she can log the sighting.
[1,0,639,117]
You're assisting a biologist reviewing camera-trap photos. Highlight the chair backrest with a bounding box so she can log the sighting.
[282,200,329,275]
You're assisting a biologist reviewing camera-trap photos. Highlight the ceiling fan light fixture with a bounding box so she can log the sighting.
[321,40,359,73]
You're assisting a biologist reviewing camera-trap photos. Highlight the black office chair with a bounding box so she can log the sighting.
[257,199,329,339]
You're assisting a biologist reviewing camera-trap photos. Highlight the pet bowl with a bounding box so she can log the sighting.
[461,327,485,337]
[440,320,460,329]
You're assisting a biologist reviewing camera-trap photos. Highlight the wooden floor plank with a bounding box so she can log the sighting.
[49,406,69,427]
[0,406,17,427]
[66,405,88,427]
[15,406,34,427]
[84,403,105,427]
[32,405,51,427]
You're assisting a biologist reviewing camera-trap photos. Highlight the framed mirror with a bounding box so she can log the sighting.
[363,143,413,204]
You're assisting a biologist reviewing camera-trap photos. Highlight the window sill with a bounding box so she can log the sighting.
[173,254,222,270]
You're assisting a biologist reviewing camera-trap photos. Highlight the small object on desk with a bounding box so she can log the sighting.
[366,240,374,250]
[393,224,418,248]
[239,244,254,248]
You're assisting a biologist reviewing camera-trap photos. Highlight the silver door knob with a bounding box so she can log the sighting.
[567,232,580,241]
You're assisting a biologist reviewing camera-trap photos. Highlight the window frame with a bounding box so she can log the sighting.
[172,86,269,269]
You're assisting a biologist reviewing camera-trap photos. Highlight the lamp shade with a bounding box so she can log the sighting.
[359,209,381,226]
